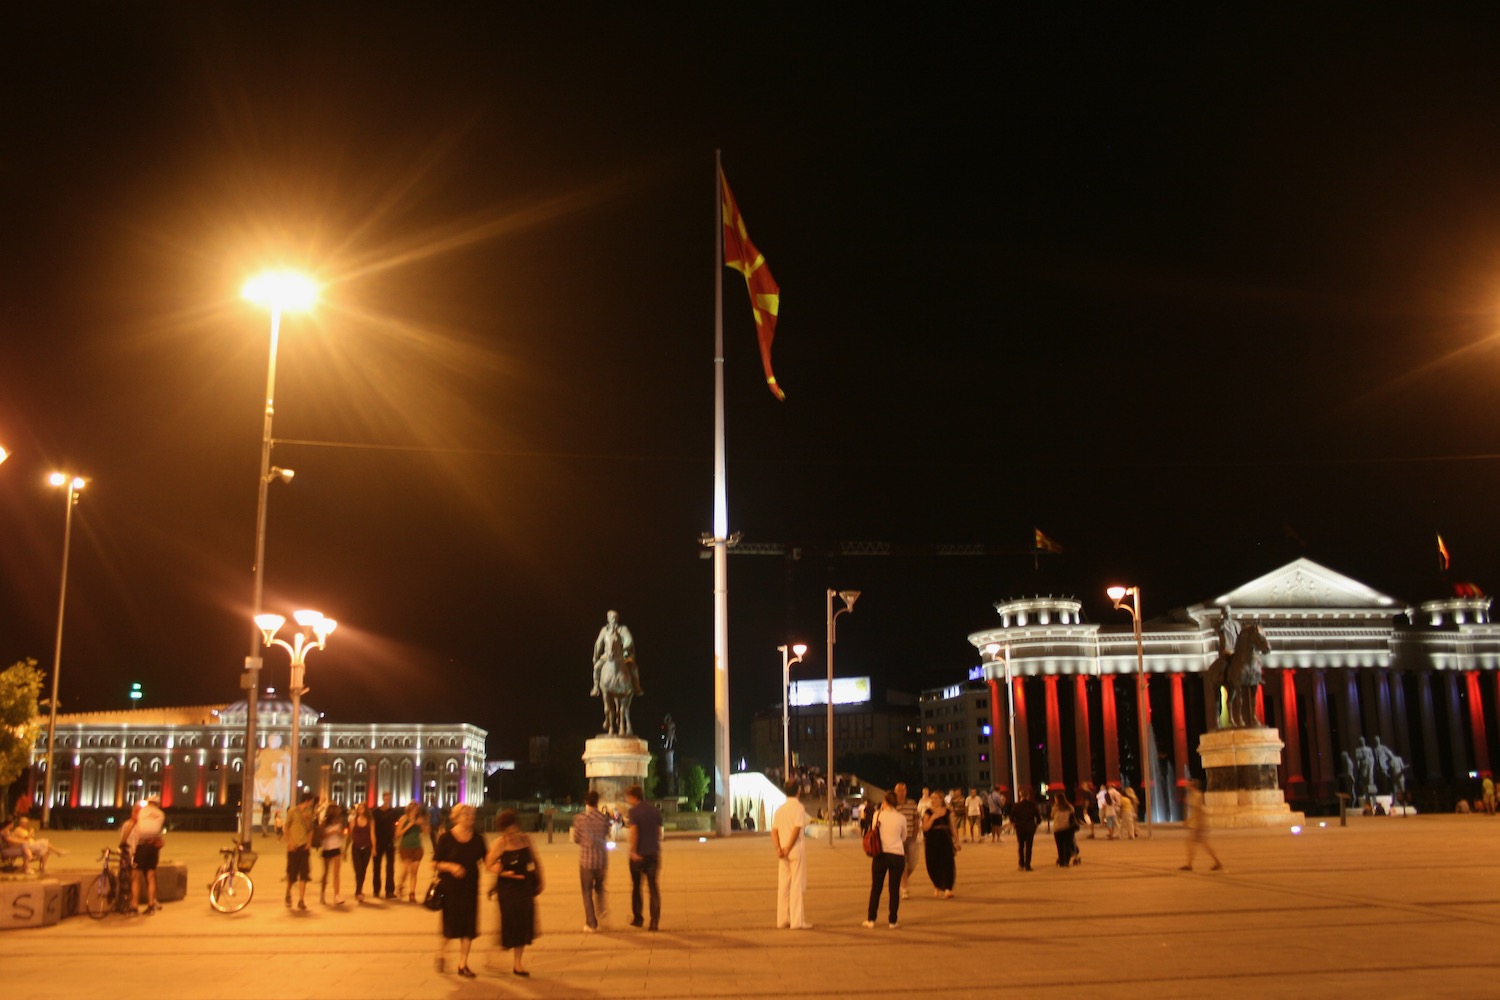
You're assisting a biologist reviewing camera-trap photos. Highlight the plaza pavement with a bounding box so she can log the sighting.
[7,814,1500,999]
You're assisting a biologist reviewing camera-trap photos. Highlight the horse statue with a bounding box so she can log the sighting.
[597,629,636,737]
[1205,621,1270,729]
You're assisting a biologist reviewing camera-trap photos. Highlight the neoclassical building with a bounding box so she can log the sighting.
[26,692,487,814]
[920,558,1495,814]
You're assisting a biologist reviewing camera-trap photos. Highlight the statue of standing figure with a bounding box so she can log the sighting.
[1353,736,1376,803]
[1373,736,1407,797]
[592,610,643,736]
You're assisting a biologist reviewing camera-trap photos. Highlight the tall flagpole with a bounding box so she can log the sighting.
[712,149,732,838]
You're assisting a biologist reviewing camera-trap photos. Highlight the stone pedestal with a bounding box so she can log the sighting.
[1197,726,1306,829]
[583,735,650,809]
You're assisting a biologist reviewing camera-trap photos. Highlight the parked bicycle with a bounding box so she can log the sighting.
[86,846,134,919]
[208,838,257,913]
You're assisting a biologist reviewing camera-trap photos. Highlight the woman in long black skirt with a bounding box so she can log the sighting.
[486,809,545,977]
[433,804,486,978]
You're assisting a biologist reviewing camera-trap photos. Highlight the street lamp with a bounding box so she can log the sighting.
[256,610,337,805]
[1108,584,1152,839]
[825,589,860,845]
[41,472,85,829]
[238,269,318,846]
[779,642,808,783]
[984,642,1021,799]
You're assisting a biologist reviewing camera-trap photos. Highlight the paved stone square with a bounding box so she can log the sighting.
[7,815,1500,998]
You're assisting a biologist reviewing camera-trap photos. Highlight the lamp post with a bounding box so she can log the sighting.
[779,643,808,783]
[984,642,1021,798]
[255,610,337,805]
[41,472,85,829]
[238,270,318,846]
[825,589,860,845]
[1108,584,1152,839]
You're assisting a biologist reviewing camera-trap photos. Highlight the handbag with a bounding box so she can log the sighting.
[422,877,444,912]
[862,815,881,858]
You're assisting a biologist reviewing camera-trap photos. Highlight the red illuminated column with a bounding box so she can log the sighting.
[1074,675,1093,788]
[1279,668,1305,797]
[162,760,174,808]
[1012,676,1032,793]
[368,772,377,805]
[1467,671,1491,778]
[1044,676,1064,789]
[69,760,81,808]
[1170,673,1188,788]
[1254,686,1265,726]
[1101,674,1121,786]
[987,678,1011,793]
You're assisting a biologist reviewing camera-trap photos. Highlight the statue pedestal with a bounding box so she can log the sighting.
[583,735,650,810]
[1197,727,1306,829]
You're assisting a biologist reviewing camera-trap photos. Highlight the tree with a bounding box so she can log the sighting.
[643,753,660,800]
[680,761,710,812]
[0,659,43,819]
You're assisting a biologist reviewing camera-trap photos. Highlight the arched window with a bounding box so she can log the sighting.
[333,759,345,774]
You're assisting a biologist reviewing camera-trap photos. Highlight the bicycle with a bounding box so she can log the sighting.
[208,838,257,913]
[86,847,133,919]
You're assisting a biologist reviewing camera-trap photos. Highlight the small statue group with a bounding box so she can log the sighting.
[1342,735,1406,804]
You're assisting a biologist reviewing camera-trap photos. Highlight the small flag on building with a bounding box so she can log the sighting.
[1438,533,1451,572]
[1034,528,1063,554]
[720,167,784,401]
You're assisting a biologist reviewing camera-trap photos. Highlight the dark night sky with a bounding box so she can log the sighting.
[5,7,1500,774]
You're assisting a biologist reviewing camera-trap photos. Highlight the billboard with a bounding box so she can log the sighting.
[789,676,871,706]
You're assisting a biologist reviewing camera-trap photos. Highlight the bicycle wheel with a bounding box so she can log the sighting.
[209,870,253,913]
[86,872,115,920]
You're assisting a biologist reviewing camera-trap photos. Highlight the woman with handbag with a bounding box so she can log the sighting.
[431,804,486,978]
[486,809,543,977]
[921,791,959,898]
[862,790,907,929]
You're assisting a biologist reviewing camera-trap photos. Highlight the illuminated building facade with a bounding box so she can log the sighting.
[748,678,919,778]
[26,693,486,815]
[952,558,1497,812]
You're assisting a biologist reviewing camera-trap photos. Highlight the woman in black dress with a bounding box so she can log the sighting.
[433,804,486,978]
[485,809,544,977]
[921,791,958,897]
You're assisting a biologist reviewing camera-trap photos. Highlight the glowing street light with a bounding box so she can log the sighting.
[41,472,86,828]
[779,642,809,783]
[825,589,860,845]
[1108,584,1152,839]
[0,445,9,465]
[238,269,319,847]
[256,610,337,804]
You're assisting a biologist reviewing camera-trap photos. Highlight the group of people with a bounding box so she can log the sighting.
[774,776,1225,931]
[0,813,68,875]
[275,790,542,978]
[569,784,663,934]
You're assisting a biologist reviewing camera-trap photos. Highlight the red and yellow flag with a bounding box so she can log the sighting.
[1438,533,1451,572]
[720,167,784,400]
[1034,528,1063,554]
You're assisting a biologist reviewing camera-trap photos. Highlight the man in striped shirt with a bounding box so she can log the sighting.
[572,789,612,932]
[895,782,921,900]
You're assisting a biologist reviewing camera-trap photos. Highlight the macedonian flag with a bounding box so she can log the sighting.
[720,167,784,400]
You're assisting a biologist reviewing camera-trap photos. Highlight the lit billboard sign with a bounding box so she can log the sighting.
[789,676,871,706]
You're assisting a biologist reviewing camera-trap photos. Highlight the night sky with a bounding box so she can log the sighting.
[5,8,1500,776]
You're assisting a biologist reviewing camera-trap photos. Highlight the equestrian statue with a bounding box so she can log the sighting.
[1204,606,1271,729]
[591,609,644,737]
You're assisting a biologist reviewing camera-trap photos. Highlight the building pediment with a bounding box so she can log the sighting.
[1188,558,1404,625]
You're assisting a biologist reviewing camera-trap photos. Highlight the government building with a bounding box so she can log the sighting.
[918,558,1495,817]
[25,692,487,816]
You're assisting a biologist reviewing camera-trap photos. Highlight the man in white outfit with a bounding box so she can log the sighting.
[771,779,812,929]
